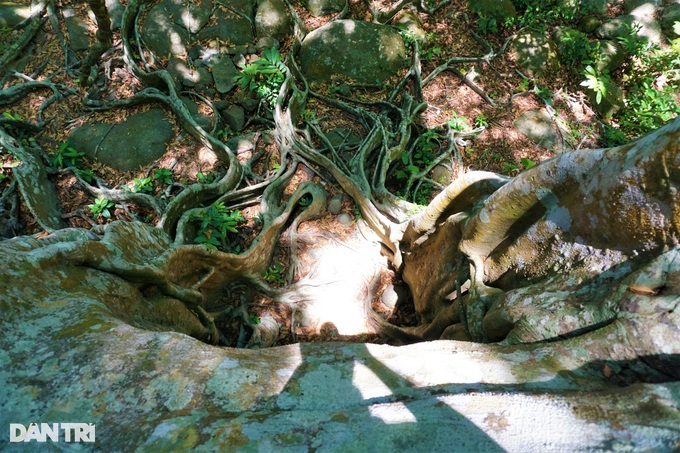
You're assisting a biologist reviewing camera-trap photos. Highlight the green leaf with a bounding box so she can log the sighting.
[520,158,536,169]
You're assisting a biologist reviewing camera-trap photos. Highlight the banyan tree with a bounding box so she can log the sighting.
[1,0,679,450]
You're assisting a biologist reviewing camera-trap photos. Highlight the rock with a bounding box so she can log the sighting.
[467,0,516,21]
[255,0,292,40]
[65,15,90,51]
[305,0,345,16]
[393,10,428,44]
[239,96,260,112]
[142,3,190,57]
[300,20,407,83]
[594,39,625,72]
[0,1,30,28]
[580,16,602,33]
[337,212,354,227]
[432,165,453,185]
[513,109,570,152]
[196,9,254,46]
[167,57,213,88]
[624,0,662,14]
[661,4,680,33]
[256,36,280,51]
[70,109,174,171]
[181,96,213,130]
[209,57,239,94]
[104,0,123,30]
[597,14,663,45]
[158,0,212,34]
[584,79,625,118]
[222,104,246,131]
[68,122,115,160]
[511,29,560,77]
[328,194,344,214]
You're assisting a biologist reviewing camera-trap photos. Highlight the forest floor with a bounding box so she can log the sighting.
[0,0,667,346]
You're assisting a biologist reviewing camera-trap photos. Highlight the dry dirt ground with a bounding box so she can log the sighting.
[0,0,611,346]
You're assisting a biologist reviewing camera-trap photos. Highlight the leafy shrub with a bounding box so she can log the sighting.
[558,29,598,68]
[193,201,245,252]
[508,0,578,30]
[597,23,680,142]
[263,263,285,285]
[88,197,114,219]
[133,176,154,193]
[52,142,85,168]
[233,48,286,107]
[153,168,173,185]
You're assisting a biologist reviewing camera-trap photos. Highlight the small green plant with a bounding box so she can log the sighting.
[399,29,418,47]
[248,313,261,325]
[616,22,647,56]
[558,29,597,68]
[298,194,312,209]
[193,201,245,251]
[263,263,285,285]
[413,182,435,206]
[447,111,471,132]
[520,157,536,169]
[153,168,173,185]
[52,142,85,168]
[88,197,115,219]
[477,16,498,35]
[196,171,215,184]
[474,113,490,128]
[133,176,154,193]
[233,48,286,106]
[505,0,578,31]
[502,162,519,174]
[580,65,610,104]
[0,174,7,182]
[2,111,21,121]
[423,45,442,61]
[215,126,233,140]
[76,168,95,183]
[398,129,441,180]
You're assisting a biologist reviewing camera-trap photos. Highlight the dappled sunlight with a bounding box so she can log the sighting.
[368,402,417,424]
[292,228,387,336]
[180,11,202,33]
[352,359,393,399]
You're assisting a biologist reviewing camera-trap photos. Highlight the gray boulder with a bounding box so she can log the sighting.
[511,29,560,77]
[65,14,90,51]
[584,79,625,118]
[597,14,663,44]
[196,8,254,46]
[624,0,662,14]
[305,0,346,17]
[513,109,572,152]
[661,4,680,33]
[69,109,174,171]
[594,39,625,72]
[209,56,240,94]
[168,57,214,88]
[0,1,30,28]
[300,20,407,83]
[141,3,190,57]
[467,0,516,21]
[255,0,292,40]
